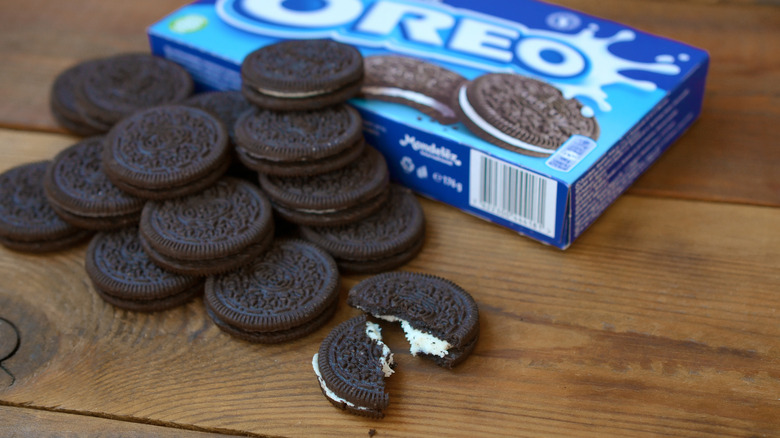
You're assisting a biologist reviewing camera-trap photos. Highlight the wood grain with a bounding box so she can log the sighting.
[1,130,778,437]
[0,405,243,437]
[0,0,777,206]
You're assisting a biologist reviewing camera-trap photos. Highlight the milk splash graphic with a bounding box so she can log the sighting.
[524,23,685,113]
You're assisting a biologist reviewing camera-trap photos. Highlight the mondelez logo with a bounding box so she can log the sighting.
[216,0,686,113]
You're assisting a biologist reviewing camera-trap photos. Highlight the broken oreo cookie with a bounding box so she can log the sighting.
[348,271,479,368]
[241,39,364,110]
[204,238,340,343]
[455,73,599,157]
[313,314,395,418]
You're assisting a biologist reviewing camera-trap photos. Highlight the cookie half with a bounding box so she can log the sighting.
[259,146,389,226]
[74,53,193,128]
[348,272,479,368]
[299,185,424,273]
[361,55,466,125]
[0,161,92,252]
[234,103,365,176]
[204,238,340,343]
[313,314,395,418]
[44,136,145,230]
[85,227,203,312]
[139,177,274,276]
[103,105,230,200]
[455,73,600,157]
[241,39,363,110]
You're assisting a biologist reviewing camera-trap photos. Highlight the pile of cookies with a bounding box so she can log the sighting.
[0,39,477,419]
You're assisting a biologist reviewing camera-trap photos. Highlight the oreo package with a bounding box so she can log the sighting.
[149,0,709,249]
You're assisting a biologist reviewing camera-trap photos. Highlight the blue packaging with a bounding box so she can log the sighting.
[148,0,709,248]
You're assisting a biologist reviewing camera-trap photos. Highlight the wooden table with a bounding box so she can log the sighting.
[1,1,778,436]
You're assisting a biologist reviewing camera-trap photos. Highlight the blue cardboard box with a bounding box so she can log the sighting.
[148,0,709,248]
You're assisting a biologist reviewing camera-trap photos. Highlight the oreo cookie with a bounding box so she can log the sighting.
[455,73,600,157]
[139,177,274,276]
[204,238,340,343]
[0,161,92,252]
[103,105,230,200]
[182,90,252,145]
[241,39,364,110]
[299,185,424,273]
[313,314,395,418]
[258,146,390,227]
[44,136,145,230]
[183,90,256,181]
[234,104,365,176]
[361,55,466,125]
[49,60,105,136]
[74,53,193,129]
[85,227,203,312]
[348,272,479,368]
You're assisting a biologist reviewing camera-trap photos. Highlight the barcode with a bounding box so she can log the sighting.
[469,150,558,237]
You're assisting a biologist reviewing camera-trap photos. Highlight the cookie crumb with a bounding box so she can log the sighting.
[368,429,377,437]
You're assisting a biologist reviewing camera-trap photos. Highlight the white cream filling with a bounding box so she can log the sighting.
[254,86,335,98]
[377,315,451,358]
[312,353,369,411]
[362,86,456,119]
[457,84,554,155]
[365,321,395,377]
[312,322,395,410]
[294,207,340,214]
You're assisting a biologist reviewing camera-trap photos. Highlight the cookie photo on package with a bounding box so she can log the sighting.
[148,0,709,248]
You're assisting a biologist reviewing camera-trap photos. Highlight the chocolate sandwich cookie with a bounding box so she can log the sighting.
[183,90,256,181]
[204,238,340,343]
[234,104,365,176]
[299,185,424,273]
[455,73,600,157]
[361,55,466,125]
[348,272,479,368]
[259,146,389,227]
[241,39,364,110]
[74,53,193,128]
[49,60,106,136]
[44,136,145,230]
[139,177,274,276]
[103,105,230,200]
[0,161,92,252]
[182,90,252,145]
[313,314,395,418]
[85,227,203,312]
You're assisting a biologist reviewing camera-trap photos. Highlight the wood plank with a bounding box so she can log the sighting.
[0,1,778,206]
[0,405,247,437]
[1,130,778,437]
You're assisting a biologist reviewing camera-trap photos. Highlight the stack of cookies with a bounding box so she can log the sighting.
[1,38,480,421]
[235,39,427,275]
